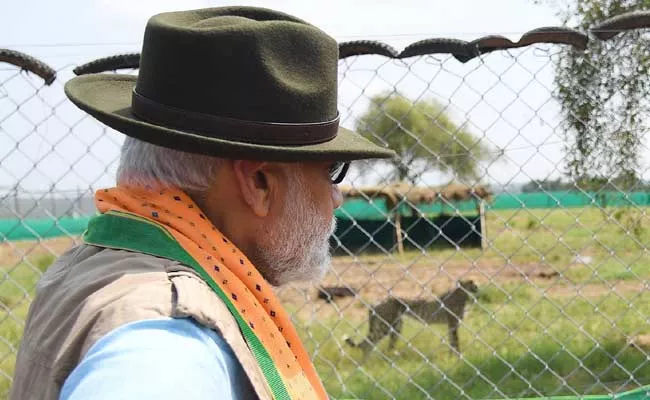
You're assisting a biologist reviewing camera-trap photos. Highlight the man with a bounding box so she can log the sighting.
[10,6,393,400]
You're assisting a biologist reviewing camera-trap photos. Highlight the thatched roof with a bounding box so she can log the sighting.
[339,183,491,208]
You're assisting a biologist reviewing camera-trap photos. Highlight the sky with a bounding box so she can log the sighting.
[1,0,606,195]
[4,0,562,46]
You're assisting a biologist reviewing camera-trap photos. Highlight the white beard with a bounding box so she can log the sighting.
[252,172,336,287]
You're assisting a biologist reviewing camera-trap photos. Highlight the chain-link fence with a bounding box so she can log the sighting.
[3,11,650,400]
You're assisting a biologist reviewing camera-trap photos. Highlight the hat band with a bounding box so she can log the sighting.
[131,90,339,146]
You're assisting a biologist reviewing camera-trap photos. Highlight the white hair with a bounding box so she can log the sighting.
[116,137,223,192]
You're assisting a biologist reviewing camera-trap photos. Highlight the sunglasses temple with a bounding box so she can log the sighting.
[332,162,351,184]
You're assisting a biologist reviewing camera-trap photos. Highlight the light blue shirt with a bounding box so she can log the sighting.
[60,318,257,399]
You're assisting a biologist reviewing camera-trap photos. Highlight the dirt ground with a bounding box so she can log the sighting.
[2,237,642,322]
[275,255,646,322]
[0,236,79,269]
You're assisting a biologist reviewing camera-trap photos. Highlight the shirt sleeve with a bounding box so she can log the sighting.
[60,317,256,400]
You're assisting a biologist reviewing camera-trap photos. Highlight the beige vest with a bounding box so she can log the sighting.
[10,244,274,400]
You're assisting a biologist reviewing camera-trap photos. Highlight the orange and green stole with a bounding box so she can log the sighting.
[83,186,328,400]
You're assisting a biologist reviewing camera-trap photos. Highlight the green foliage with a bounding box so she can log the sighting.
[521,178,574,193]
[355,92,495,183]
[548,0,650,186]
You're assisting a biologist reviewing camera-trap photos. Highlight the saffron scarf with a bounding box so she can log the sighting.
[83,186,328,400]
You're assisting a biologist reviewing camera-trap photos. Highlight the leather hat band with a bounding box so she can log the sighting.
[131,89,339,146]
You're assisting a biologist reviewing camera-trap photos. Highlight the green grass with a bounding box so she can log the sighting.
[297,290,650,399]
[375,207,650,284]
[0,255,52,398]
[486,207,650,260]
[1,207,650,399]
[475,282,534,304]
[484,208,650,286]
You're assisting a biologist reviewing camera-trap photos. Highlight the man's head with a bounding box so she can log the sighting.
[69,7,396,285]
[118,137,343,286]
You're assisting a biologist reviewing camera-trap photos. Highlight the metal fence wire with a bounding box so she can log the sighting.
[3,11,650,400]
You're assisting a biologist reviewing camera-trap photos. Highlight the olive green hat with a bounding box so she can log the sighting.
[64,7,395,161]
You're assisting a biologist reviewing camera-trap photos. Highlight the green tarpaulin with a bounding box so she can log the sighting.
[0,215,91,241]
[3,191,650,242]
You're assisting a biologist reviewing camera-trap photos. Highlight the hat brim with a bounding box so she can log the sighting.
[64,74,395,162]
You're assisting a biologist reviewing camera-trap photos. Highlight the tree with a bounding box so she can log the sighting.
[355,92,495,184]
[521,178,574,193]
[540,0,650,190]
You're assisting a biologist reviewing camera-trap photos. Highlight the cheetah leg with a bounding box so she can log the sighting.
[448,318,460,356]
[389,317,403,351]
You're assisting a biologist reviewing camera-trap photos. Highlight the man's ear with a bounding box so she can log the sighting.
[232,160,277,217]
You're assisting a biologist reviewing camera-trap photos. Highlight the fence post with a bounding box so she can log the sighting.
[394,210,404,255]
[480,200,487,250]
